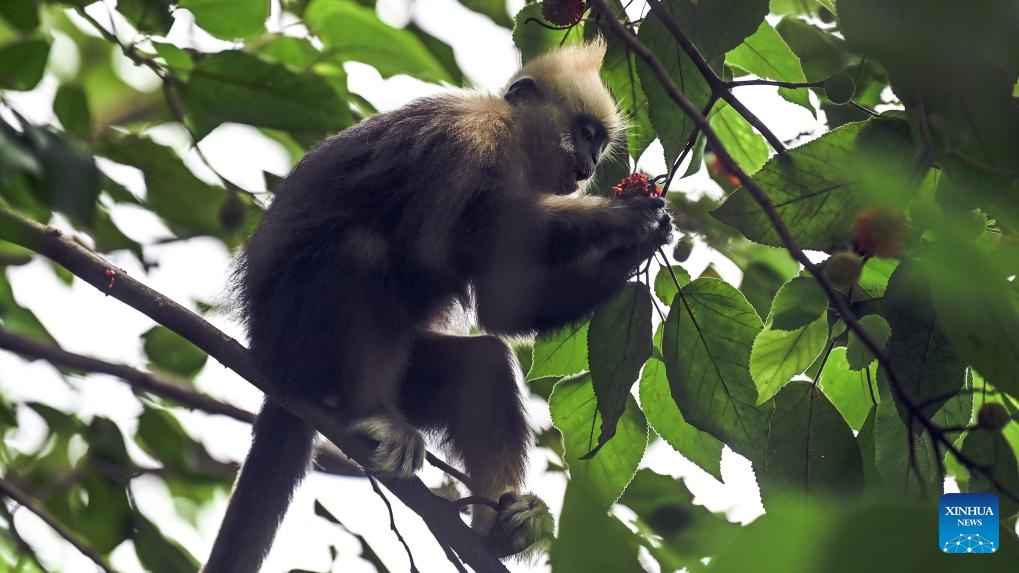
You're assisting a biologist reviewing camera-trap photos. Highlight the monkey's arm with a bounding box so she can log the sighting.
[476,195,671,333]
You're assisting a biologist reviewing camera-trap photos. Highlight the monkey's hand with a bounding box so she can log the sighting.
[484,493,554,558]
[610,196,668,247]
[350,416,425,478]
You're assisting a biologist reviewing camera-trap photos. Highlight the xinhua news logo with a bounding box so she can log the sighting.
[939,493,999,554]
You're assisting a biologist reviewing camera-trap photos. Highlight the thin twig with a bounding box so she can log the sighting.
[453,495,502,511]
[0,477,119,573]
[425,453,471,487]
[365,472,420,573]
[589,0,1019,506]
[727,79,825,89]
[0,327,255,422]
[662,95,718,191]
[643,0,787,154]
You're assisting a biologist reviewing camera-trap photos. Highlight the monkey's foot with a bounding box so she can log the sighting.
[485,493,554,558]
[350,416,425,478]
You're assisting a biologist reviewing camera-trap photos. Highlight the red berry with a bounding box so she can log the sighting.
[853,205,907,258]
[612,173,662,199]
[542,0,584,27]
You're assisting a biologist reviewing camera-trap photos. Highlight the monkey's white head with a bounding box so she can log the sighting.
[504,39,625,195]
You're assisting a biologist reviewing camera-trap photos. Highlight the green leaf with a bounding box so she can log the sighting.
[853,257,897,301]
[962,430,1019,531]
[662,278,771,459]
[183,51,352,139]
[640,358,724,481]
[586,284,653,457]
[549,373,648,509]
[619,470,740,570]
[597,29,655,161]
[882,262,966,420]
[529,321,589,380]
[180,0,268,39]
[23,125,99,225]
[838,0,1019,228]
[512,4,584,63]
[757,381,864,504]
[871,399,941,498]
[709,103,769,175]
[925,242,1019,402]
[845,314,889,371]
[133,512,201,573]
[727,20,813,115]
[653,264,691,306]
[98,135,235,240]
[407,24,465,85]
[710,499,1019,573]
[117,0,175,35]
[0,38,50,91]
[305,0,451,83]
[638,0,768,162]
[153,41,194,78]
[775,17,851,82]
[817,348,874,431]
[0,1,39,30]
[767,275,827,330]
[552,482,643,573]
[53,84,91,138]
[142,326,208,379]
[750,315,827,404]
[712,117,915,250]
[462,0,512,28]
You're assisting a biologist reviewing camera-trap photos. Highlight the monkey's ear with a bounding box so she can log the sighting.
[505,76,541,105]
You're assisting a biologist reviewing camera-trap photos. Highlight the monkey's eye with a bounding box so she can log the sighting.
[580,124,596,142]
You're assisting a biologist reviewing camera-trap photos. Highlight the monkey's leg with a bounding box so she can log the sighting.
[401,333,552,556]
[339,328,427,479]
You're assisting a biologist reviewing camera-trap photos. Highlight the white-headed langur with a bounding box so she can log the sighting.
[204,39,672,572]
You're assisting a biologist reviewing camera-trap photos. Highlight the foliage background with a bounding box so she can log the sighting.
[0,0,1017,572]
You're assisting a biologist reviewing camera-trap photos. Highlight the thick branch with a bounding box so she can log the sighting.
[588,0,1019,505]
[0,208,509,573]
[0,476,118,573]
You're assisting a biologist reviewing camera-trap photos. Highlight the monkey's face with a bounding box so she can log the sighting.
[569,115,610,190]
[504,66,621,196]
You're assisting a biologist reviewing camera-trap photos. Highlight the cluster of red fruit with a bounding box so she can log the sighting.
[612,173,663,199]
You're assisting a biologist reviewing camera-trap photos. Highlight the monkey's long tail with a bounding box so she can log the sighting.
[203,400,317,573]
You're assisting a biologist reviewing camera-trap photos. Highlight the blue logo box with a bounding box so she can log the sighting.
[939,493,999,554]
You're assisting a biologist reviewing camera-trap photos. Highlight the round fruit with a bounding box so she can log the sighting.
[673,235,693,262]
[853,205,907,258]
[218,192,247,232]
[824,72,856,105]
[542,0,584,27]
[978,403,1011,432]
[824,251,863,289]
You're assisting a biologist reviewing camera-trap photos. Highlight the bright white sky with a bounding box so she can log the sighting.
[0,1,838,571]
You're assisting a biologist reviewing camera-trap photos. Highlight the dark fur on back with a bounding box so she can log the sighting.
[206,41,671,572]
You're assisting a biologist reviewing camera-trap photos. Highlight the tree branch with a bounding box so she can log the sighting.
[588,0,1019,506]
[643,0,787,154]
[0,327,254,422]
[0,476,118,573]
[0,326,370,478]
[0,207,510,573]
